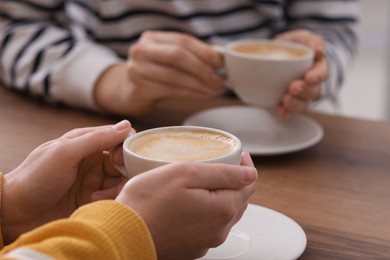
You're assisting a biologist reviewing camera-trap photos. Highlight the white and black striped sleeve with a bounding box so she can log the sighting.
[282,0,359,97]
[0,0,121,110]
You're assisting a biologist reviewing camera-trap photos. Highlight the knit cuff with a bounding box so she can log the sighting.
[50,43,122,111]
[71,200,157,260]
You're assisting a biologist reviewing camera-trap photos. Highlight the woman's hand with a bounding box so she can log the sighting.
[94,31,224,117]
[2,120,134,244]
[275,29,329,117]
[116,152,258,260]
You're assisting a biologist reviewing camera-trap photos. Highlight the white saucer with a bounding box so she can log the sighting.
[183,106,323,155]
[198,204,307,260]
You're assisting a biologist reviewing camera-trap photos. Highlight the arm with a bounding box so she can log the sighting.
[0,201,157,260]
[0,1,121,111]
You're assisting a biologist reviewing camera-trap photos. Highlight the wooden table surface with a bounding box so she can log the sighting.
[1,87,390,259]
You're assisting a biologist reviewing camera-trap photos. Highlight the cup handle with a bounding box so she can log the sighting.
[212,44,226,55]
[212,45,231,88]
[109,144,128,178]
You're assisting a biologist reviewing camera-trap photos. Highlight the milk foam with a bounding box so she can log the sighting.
[233,43,308,60]
[128,129,236,161]
[254,51,296,60]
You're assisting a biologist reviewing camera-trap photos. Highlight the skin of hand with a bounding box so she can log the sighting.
[94,30,225,118]
[115,152,258,260]
[274,29,329,118]
[1,120,134,245]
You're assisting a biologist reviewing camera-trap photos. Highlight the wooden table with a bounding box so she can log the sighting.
[1,87,390,259]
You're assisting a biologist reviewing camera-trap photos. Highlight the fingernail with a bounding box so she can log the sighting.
[113,120,130,131]
[243,151,254,167]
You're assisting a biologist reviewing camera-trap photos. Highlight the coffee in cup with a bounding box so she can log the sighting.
[214,40,314,108]
[118,126,242,178]
[231,42,310,60]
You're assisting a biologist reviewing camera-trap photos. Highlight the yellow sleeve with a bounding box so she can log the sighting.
[0,200,157,260]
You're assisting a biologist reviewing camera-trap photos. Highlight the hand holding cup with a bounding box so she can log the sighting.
[215,39,314,110]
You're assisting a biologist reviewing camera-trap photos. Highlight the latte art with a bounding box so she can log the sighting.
[128,129,237,162]
[232,43,309,60]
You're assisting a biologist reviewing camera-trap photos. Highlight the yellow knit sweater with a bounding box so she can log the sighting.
[0,173,157,260]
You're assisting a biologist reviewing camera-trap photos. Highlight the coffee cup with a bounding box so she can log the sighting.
[214,39,314,108]
[116,126,242,178]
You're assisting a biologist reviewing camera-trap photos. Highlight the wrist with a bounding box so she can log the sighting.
[94,63,128,114]
[93,63,156,117]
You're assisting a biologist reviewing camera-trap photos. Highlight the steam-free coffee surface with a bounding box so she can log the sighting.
[233,43,308,60]
[128,129,236,161]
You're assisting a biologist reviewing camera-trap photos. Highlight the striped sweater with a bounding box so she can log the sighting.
[0,0,358,111]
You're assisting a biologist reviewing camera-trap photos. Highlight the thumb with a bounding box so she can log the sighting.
[66,120,132,158]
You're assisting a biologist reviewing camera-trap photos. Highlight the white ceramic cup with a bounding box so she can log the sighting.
[214,39,314,108]
[116,126,242,178]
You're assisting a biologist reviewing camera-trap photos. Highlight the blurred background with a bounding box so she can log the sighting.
[314,0,390,121]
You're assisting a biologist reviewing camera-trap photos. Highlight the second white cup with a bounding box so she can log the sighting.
[215,39,314,108]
